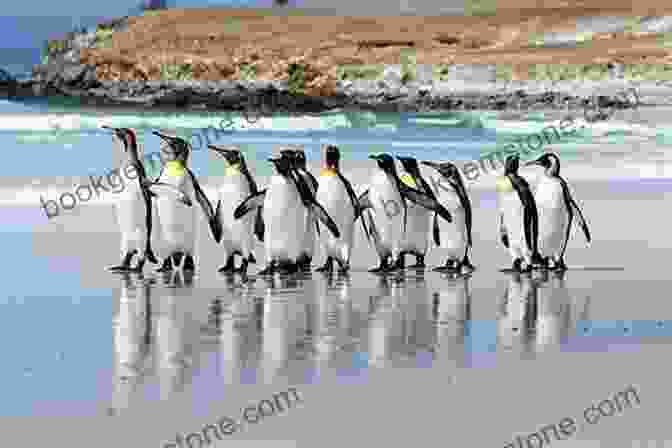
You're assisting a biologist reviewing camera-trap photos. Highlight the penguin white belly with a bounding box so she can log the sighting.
[218,174,254,258]
[401,201,430,254]
[316,175,355,263]
[368,171,404,258]
[498,191,529,260]
[264,176,304,261]
[434,185,468,259]
[155,173,197,255]
[535,177,568,258]
[113,178,147,256]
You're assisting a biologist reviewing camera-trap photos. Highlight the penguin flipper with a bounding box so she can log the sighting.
[186,168,222,243]
[309,202,340,239]
[253,206,265,242]
[399,184,452,223]
[499,213,510,248]
[365,209,384,255]
[355,189,373,219]
[234,190,266,219]
[432,212,441,247]
[560,179,591,243]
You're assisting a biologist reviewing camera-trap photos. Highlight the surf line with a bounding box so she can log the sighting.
[502,384,641,448]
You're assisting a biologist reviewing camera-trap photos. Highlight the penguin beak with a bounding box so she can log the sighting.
[369,154,380,161]
[152,131,177,144]
[421,160,440,170]
[524,157,544,167]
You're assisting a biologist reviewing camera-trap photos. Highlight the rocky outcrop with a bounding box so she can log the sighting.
[1,14,671,113]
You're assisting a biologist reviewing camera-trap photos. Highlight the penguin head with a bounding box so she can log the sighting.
[525,153,560,176]
[268,154,293,177]
[504,154,520,175]
[323,145,340,170]
[208,144,243,166]
[102,126,138,153]
[396,156,420,175]
[293,149,307,169]
[153,130,191,165]
[421,160,460,181]
[369,153,396,174]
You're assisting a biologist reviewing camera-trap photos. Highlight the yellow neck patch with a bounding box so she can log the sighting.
[165,160,185,177]
[495,175,514,193]
[225,163,241,176]
[400,174,417,188]
[320,167,337,177]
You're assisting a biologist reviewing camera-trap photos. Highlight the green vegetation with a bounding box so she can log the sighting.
[94,24,115,48]
[465,0,497,16]
[222,16,241,33]
[659,32,672,48]
[336,64,384,81]
[434,64,451,81]
[399,47,416,84]
[622,16,643,34]
[238,62,257,80]
[41,38,67,64]
[142,9,162,17]
[159,63,194,80]
[491,62,672,81]
[286,63,306,95]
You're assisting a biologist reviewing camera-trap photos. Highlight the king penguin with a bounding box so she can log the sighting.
[357,153,453,273]
[395,156,434,269]
[421,160,475,274]
[234,151,340,275]
[208,144,264,275]
[149,130,222,272]
[314,144,368,274]
[496,154,544,272]
[281,147,319,271]
[102,126,158,272]
[524,153,591,271]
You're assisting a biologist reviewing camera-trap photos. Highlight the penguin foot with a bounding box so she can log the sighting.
[336,259,350,274]
[218,256,236,274]
[108,250,137,272]
[248,253,257,264]
[315,257,334,273]
[258,264,275,275]
[433,259,458,272]
[392,255,405,271]
[530,253,545,270]
[461,255,476,271]
[511,258,524,273]
[145,247,158,264]
[553,258,568,272]
[235,259,249,275]
[156,257,173,272]
[296,255,312,271]
[409,254,425,269]
[131,258,146,273]
[183,255,195,272]
[278,259,298,275]
[369,259,391,273]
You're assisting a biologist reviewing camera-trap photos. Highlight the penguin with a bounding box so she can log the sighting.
[102,126,159,272]
[395,156,434,269]
[421,160,475,274]
[496,154,544,272]
[234,152,340,275]
[281,147,319,271]
[208,144,264,275]
[314,144,368,274]
[357,153,453,273]
[524,153,591,271]
[149,131,222,272]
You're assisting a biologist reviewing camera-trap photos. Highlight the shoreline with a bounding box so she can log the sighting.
[3,9,672,113]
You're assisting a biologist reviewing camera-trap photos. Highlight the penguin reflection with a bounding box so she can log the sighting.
[310,272,354,367]
[533,270,591,353]
[154,270,196,400]
[497,273,538,356]
[111,273,152,415]
[260,275,307,384]
[366,275,405,367]
[432,274,471,370]
[400,272,434,356]
[211,290,258,385]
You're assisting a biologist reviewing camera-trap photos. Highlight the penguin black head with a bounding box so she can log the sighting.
[396,156,420,175]
[102,126,138,152]
[369,153,396,174]
[153,130,191,165]
[324,145,340,170]
[294,149,307,169]
[504,154,520,175]
[208,144,243,166]
[268,154,293,177]
[525,152,560,176]
[421,160,460,181]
